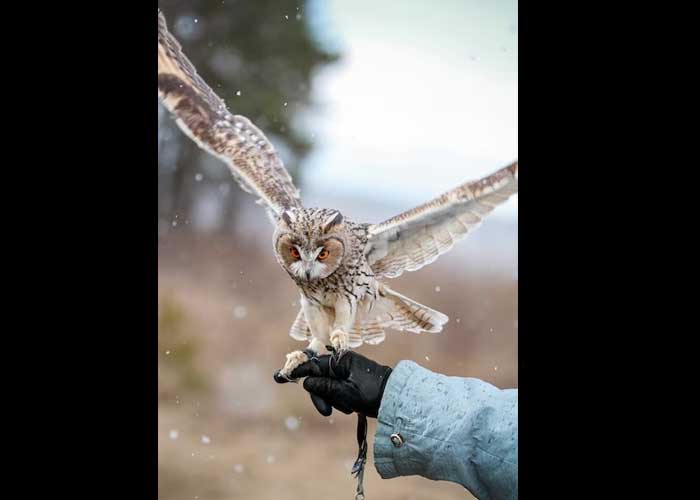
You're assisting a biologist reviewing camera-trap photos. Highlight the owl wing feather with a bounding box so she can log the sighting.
[365,161,517,279]
[157,11,302,219]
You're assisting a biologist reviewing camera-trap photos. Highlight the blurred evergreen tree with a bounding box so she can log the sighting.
[157,0,339,234]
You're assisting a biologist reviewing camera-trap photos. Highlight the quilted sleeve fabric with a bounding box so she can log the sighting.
[373,361,518,500]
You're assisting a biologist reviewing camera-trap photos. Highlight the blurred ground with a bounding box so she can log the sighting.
[158,228,517,500]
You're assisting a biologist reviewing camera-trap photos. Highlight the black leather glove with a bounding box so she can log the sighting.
[288,351,393,418]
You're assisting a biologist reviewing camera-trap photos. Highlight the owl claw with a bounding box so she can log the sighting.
[325,344,348,364]
[275,349,317,384]
[329,329,350,364]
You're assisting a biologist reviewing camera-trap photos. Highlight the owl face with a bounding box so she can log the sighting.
[274,208,346,282]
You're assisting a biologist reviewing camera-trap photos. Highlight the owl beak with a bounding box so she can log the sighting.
[305,270,311,280]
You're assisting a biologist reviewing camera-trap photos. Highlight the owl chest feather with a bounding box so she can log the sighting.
[297,259,377,309]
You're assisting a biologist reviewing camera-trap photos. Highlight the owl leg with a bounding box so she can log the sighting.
[329,329,350,354]
[274,350,313,383]
[275,301,334,383]
[274,336,327,383]
[328,297,356,360]
[306,338,326,358]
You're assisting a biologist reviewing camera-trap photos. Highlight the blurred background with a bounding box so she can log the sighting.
[157,1,517,499]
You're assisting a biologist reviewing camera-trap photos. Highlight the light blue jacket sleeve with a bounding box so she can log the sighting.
[373,360,518,500]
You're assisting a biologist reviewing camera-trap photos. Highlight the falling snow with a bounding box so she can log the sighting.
[235,90,242,96]
[169,430,179,440]
[266,455,276,464]
[285,416,300,431]
[201,435,211,444]
[233,306,248,319]
[233,464,244,473]
[425,356,430,362]
[434,286,441,292]
[195,173,203,182]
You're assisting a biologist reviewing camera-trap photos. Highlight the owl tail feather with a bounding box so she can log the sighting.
[373,284,449,334]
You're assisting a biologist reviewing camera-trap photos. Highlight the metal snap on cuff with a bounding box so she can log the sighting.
[390,432,404,448]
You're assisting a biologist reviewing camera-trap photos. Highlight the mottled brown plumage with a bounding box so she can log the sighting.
[158,11,301,219]
[157,11,518,377]
[366,161,518,279]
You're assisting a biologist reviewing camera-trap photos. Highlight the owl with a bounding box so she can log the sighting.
[158,12,518,380]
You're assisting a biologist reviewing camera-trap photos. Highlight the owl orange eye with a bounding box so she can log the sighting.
[290,247,300,259]
[317,249,330,261]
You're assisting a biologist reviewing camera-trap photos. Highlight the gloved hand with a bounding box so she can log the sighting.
[287,351,393,418]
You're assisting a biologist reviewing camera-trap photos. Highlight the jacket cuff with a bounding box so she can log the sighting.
[372,360,421,479]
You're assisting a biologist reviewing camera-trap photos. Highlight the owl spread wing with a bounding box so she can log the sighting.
[157,11,302,218]
[365,161,518,279]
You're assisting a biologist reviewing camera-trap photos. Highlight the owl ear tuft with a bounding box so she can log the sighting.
[281,209,296,227]
[322,211,343,232]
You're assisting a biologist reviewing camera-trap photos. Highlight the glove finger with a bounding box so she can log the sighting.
[273,370,292,384]
[303,377,353,414]
[289,358,323,380]
[309,393,333,416]
[303,376,343,399]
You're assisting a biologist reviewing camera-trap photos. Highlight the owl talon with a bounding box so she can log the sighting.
[276,349,312,384]
[325,344,348,366]
[329,329,350,362]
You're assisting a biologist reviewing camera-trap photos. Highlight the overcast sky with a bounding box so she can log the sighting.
[297,0,518,220]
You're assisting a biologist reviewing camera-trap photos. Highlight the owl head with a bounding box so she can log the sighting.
[273,208,347,282]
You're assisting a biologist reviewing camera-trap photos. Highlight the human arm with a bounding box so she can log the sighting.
[374,359,517,500]
[287,352,518,499]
